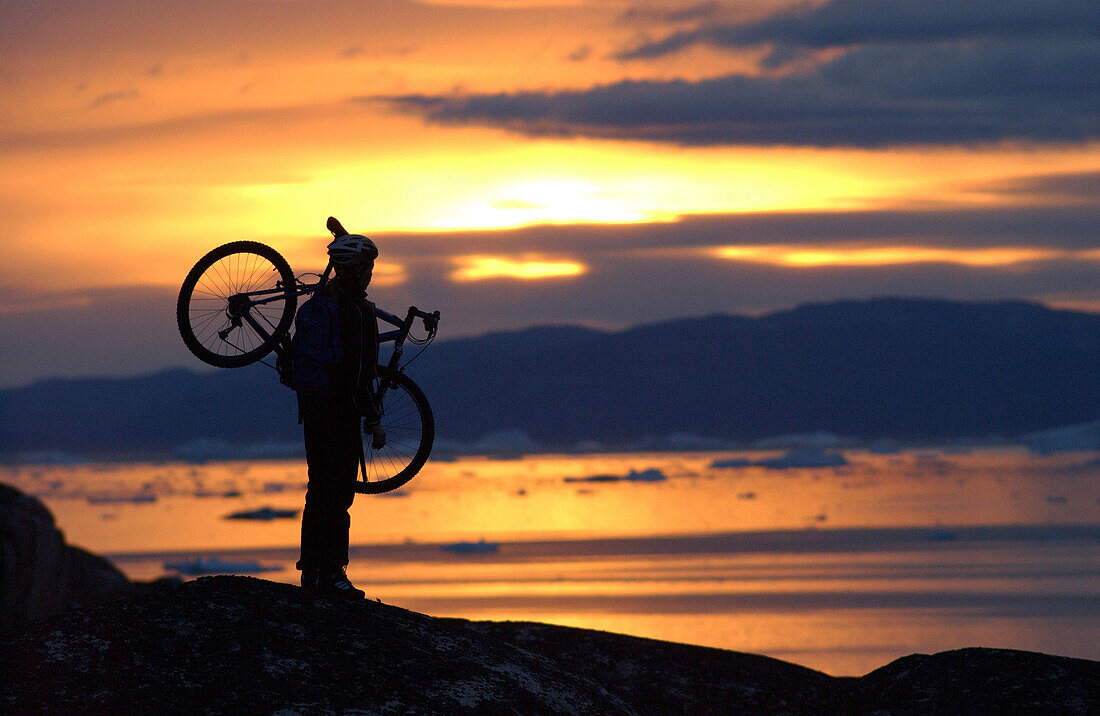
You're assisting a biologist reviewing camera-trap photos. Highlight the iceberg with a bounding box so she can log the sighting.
[710,458,753,469]
[440,539,499,554]
[710,450,847,470]
[86,493,157,505]
[224,507,299,521]
[564,468,669,483]
[756,449,848,469]
[624,469,667,482]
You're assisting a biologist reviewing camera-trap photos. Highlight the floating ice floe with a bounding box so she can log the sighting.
[624,468,667,482]
[757,449,848,469]
[440,539,499,554]
[194,490,242,498]
[165,557,281,576]
[86,493,157,505]
[710,458,753,469]
[564,468,669,483]
[710,449,848,470]
[224,507,299,521]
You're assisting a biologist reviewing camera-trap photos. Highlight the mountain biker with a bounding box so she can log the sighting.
[293,232,386,599]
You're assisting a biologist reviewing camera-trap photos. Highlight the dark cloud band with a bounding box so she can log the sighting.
[373,37,1100,146]
[372,0,1100,148]
[617,0,1100,60]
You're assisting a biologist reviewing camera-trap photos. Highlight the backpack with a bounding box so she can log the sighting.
[279,294,342,392]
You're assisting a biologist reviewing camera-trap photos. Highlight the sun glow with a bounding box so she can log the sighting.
[369,262,408,287]
[451,255,587,281]
[714,245,1071,267]
[437,180,666,230]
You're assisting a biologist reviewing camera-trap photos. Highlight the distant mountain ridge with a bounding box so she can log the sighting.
[2,298,1098,458]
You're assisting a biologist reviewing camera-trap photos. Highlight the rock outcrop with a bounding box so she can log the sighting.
[0,484,132,636]
[3,575,1099,714]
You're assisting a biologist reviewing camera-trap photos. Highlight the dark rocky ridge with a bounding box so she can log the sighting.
[3,576,1098,714]
[0,483,133,636]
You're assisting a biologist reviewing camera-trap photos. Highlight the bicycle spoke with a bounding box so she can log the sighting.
[357,370,432,492]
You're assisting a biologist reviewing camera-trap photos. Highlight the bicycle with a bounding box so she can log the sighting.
[176,217,440,494]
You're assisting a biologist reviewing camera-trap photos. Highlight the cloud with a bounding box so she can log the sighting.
[365,204,1100,258]
[3,102,346,151]
[450,255,586,281]
[618,1,722,26]
[978,171,1100,203]
[372,1,1100,147]
[375,37,1100,147]
[4,200,1099,387]
[87,89,140,109]
[566,44,592,62]
[617,0,1100,59]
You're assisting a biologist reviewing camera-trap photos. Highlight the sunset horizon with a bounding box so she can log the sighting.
[3,0,1098,383]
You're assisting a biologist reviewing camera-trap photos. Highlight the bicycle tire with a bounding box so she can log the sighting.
[177,241,297,368]
[357,366,434,494]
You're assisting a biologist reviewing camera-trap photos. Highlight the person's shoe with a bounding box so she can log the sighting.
[300,567,319,590]
[316,566,366,599]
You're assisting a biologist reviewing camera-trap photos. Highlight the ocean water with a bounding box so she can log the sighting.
[5,447,1099,676]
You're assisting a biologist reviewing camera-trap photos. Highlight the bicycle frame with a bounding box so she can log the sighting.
[227,258,439,386]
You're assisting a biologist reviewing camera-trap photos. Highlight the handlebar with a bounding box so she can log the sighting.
[407,306,440,333]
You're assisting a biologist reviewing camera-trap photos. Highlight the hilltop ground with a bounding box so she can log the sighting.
[4,575,1099,714]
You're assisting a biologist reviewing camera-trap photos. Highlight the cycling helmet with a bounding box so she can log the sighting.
[327,234,379,266]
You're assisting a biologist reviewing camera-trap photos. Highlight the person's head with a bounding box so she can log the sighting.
[327,234,378,291]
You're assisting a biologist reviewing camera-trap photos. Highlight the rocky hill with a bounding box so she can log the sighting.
[0,483,134,635]
[3,575,1099,714]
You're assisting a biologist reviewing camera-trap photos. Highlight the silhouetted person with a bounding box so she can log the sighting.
[289,233,385,598]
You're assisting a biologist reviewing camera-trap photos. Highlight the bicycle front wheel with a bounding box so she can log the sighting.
[177,241,297,368]
[357,367,435,494]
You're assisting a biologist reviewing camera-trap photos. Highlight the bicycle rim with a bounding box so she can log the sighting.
[357,368,434,494]
[177,241,296,368]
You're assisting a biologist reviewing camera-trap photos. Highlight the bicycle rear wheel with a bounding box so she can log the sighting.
[357,367,434,494]
[177,241,297,368]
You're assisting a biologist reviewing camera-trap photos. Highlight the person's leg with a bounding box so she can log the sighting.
[298,397,357,570]
[297,395,363,597]
[320,407,360,569]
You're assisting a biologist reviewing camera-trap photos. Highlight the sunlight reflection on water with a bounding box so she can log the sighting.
[4,448,1099,675]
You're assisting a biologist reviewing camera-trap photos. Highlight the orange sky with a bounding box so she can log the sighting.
[1,0,1098,384]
